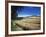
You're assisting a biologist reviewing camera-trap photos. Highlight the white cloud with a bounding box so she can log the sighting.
[18,15,32,17]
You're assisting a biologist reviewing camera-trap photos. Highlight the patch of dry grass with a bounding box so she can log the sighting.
[11,16,41,31]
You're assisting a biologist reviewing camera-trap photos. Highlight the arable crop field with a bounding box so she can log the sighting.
[11,16,41,31]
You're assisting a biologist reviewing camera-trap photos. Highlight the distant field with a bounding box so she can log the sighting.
[11,16,41,31]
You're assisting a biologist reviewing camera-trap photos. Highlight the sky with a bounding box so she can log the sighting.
[11,6,41,17]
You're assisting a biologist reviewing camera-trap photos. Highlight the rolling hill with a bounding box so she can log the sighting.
[11,16,41,31]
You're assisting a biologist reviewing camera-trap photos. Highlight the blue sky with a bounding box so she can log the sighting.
[12,6,41,17]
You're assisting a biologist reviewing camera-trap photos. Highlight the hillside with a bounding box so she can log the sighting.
[11,16,41,31]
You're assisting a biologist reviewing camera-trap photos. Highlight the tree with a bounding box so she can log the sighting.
[11,6,24,20]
